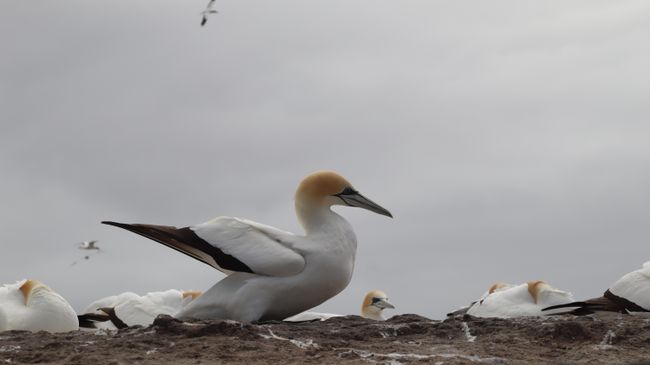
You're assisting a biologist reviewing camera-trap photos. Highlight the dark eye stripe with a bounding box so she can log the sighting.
[339,187,358,195]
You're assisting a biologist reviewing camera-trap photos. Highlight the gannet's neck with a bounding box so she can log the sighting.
[361,306,385,321]
[295,201,347,234]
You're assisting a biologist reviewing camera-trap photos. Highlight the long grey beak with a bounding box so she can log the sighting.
[374,298,395,309]
[336,191,392,218]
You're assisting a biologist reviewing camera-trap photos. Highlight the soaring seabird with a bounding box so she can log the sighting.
[102,171,392,322]
[284,289,395,322]
[543,262,650,315]
[450,280,574,318]
[79,240,100,250]
[0,279,78,332]
[201,0,218,26]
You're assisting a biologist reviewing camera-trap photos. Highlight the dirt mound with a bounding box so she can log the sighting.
[2,313,650,364]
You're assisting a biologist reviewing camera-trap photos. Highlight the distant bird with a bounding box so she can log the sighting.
[201,0,218,26]
[285,290,395,322]
[79,240,100,250]
[447,282,513,316]
[361,290,395,320]
[78,289,202,329]
[0,279,78,333]
[102,170,392,322]
[450,281,574,318]
[543,262,650,315]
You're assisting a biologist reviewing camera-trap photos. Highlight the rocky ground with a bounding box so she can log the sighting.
[1,313,650,364]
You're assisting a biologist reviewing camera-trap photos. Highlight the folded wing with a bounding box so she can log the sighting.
[102,217,305,277]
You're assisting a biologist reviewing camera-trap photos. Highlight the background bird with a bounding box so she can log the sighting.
[200,0,218,26]
[543,262,650,315]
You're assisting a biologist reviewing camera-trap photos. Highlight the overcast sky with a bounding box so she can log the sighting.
[2,0,650,319]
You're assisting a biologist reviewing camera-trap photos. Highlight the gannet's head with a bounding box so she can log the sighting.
[295,171,392,217]
[361,290,395,321]
[488,282,509,294]
[19,279,49,306]
[527,280,549,304]
[182,290,202,301]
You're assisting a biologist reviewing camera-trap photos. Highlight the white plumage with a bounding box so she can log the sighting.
[103,171,392,322]
[608,261,650,311]
[464,281,574,318]
[0,279,78,333]
[81,289,201,329]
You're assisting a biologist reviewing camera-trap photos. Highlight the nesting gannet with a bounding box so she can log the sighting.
[447,282,513,316]
[360,290,395,320]
[200,0,218,26]
[284,289,395,322]
[457,281,574,318]
[102,171,392,322]
[0,279,78,332]
[78,289,202,329]
[543,262,650,315]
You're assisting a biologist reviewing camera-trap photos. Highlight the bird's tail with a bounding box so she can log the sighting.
[541,301,604,315]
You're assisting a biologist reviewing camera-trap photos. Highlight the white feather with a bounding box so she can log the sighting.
[609,262,650,311]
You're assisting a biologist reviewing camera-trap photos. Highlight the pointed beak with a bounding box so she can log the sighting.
[374,298,395,310]
[336,191,393,218]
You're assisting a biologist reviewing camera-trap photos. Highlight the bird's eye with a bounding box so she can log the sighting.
[339,187,358,196]
[371,297,381,304]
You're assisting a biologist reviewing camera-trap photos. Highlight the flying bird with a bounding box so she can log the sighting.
[79,240,100,250]
[543,262,650,315]
[102,171,392,322]
[78,289,202,329]
[201,0,218,26]
[0,279,78,333]
[284,289,395,322]
[449,281,574,318]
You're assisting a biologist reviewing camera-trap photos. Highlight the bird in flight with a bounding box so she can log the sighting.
[201,0,218,27]
[78,240,100,251]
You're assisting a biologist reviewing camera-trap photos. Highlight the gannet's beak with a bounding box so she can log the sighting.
[334,189,393,218]
[373,297,395,309]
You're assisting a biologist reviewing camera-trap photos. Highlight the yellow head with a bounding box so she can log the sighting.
[295,171,392,217]
[182,290,202,301]
[526,280,549,304]
[19,279,47,306]
[361,290,395,320]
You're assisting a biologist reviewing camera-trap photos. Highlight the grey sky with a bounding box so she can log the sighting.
[1,0,650,319]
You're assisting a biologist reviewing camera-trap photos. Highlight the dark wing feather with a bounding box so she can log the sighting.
[102,221,253,274]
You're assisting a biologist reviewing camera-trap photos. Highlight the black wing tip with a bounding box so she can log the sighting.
[541,301,593,312]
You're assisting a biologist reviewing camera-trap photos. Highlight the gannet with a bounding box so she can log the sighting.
[200,0,218,26]
[78,289,202,329]
[543,262,650,315]
[79,240,100,250]
[284,289,395,322]
[456,281,574,318]
[0,279,78,332]
[102,171,392,322]
[447,282,513,316]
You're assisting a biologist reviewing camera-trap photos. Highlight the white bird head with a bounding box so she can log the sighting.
[295,171,392,218]
[361,290,395,320]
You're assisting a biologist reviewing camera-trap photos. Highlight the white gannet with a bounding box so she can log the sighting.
[284,289,395,322]
[200,0,218,26]
[360,290,395,321]
[102,171,392,322]
[447,282,513,316]
[79,240,100,250]
[460,281,574,318]
[78,289,202,329]
[543,262,650,315]
[0,279,78,333]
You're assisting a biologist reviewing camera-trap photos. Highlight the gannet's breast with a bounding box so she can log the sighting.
[609,262,650,311]
[0,280,78,333]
